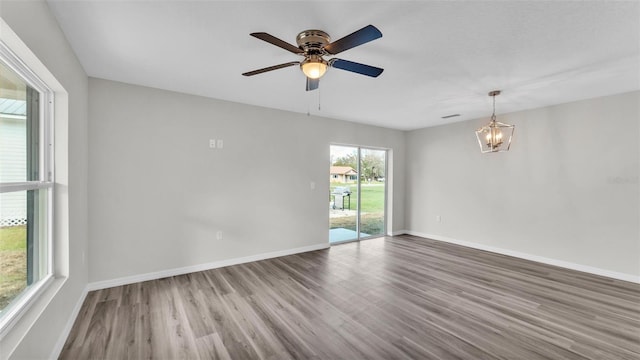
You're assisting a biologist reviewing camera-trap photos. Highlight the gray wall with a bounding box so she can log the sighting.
[1,2,636,356]
[406,91,639,277]
[0,0,89,358]
[88,78,406,283]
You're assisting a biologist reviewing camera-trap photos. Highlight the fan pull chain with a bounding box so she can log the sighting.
[306,88,321,116]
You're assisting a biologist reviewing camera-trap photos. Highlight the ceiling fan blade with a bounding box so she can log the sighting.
[242,61,300,76]
[306,77,319,91]
[250,32,304,54]
[329,58,384,77]
[324,25,382,55]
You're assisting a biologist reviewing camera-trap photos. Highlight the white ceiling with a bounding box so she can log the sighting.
[46,0,639,130]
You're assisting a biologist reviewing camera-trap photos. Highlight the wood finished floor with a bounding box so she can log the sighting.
[60,235,640,359]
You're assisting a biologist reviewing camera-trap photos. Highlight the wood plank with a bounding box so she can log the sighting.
[59,235,640,360]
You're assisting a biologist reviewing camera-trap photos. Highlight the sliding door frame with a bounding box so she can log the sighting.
[330,143,388,244]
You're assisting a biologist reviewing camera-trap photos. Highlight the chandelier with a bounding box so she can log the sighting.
[475,90,514,153]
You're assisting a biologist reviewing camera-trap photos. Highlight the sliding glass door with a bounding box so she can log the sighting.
[329,145,386,244]
[358,148,386,239]
[329,145,359,243]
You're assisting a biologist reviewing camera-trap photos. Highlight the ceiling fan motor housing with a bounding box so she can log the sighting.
[296,30,331,54]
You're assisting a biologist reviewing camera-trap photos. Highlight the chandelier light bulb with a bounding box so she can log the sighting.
[486,127,504,149]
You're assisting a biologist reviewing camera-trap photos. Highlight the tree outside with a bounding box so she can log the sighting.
[332,152,385,182]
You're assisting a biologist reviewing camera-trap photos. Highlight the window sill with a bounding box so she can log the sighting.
[0,275,67,341]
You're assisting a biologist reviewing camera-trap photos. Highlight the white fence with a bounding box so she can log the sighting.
[1,104,27,227]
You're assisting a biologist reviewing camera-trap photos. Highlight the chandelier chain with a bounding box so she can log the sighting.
[491,93,497,121]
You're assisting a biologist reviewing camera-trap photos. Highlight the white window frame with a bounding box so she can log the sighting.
[0,40,55,335]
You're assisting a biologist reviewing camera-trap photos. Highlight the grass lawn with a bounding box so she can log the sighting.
[330,182,385,236]
[0,225,27,310]
[330,213,384,236]
[330,182,385,213]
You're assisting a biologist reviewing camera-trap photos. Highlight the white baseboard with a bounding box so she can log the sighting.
[87,243,330,291]
[404,231,640,284]
[50,284,89,360]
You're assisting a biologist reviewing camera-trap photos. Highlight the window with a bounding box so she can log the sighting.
[0,43,54,331]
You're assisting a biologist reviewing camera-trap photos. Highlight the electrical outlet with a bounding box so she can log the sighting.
[209,139,216,148]
[216,231,223,240]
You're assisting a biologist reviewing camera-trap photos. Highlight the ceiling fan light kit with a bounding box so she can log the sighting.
[242,25,384,91]
[475,90,515,153]
[300,55,328,79]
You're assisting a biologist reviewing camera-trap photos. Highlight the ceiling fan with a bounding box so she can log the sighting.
[242,25,384,91]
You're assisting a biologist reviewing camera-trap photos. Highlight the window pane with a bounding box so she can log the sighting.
[0,189,49,313]
[0,61,39,183]
[359,149,386,238]
[0,40,52,331]
[329,145,359,243]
